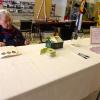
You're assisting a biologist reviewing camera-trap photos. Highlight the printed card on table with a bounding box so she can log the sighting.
[0,46,21,58]
[90,26,100,44]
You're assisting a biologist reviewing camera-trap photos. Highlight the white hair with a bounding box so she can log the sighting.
[0,9,13,22]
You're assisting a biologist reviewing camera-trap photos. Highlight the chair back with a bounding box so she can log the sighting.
[20,20,32,32]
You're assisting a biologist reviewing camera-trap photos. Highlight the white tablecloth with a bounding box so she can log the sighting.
[0,38,100,100]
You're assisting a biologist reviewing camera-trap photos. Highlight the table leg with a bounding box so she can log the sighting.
[38,28,43,43]
[96,91,100,100]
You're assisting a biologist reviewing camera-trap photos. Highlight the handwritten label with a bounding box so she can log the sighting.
[90,27,100,44]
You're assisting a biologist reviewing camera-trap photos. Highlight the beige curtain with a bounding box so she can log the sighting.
[34,0,52,20]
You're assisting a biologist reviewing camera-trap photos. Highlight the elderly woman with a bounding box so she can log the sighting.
[0,9,29,46]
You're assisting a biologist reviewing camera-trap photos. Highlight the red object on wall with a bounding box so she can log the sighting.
[0,0,3,5]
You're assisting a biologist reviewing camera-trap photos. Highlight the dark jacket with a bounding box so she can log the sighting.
[0,25,25,46]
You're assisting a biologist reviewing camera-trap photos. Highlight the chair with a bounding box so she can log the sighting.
[96,91,100,100]
[60,21,74,40]
[31,22,39,38]
[40,25,56,42]
[20,20,32,40]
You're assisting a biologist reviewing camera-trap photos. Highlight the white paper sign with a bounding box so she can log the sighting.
[90,26,100,44]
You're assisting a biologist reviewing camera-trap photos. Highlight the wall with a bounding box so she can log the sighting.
[94,0,100,3]
[53,0,67,21]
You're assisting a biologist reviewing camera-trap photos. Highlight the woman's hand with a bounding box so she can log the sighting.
[24,39,30,45]
[0,42,5,47]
